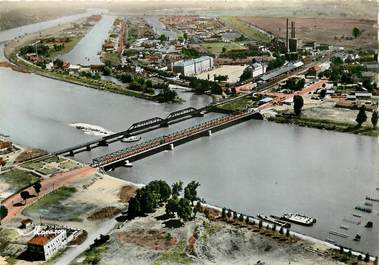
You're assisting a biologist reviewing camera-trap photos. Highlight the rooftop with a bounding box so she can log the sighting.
[28,235,54,246]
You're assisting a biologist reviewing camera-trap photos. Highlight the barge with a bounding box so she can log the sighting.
[281,213,316,226]
[257,214,291,228]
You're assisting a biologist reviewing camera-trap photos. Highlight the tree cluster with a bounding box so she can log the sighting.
[181,75,222,95]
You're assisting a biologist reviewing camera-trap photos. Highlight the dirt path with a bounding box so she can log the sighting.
[1,166,96,223]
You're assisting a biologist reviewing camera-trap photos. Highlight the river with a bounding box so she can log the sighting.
[0,13,378,256]
[61,15,114,65]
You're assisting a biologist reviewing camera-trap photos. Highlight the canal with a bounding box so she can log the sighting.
[0,13,378,255]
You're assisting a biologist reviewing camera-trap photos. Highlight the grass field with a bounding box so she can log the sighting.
[101,52,121,66]
[23,186,96,221]
[221,16,271,43]
[200,42,245,56]
[48,36,81,58]
[0,169,39,194]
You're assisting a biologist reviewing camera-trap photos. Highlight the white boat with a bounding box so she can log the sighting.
[124,160,133,167]
[121,136,141,143]
[281,213,316,226]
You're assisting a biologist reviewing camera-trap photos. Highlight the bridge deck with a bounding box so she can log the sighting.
[92,111,254,168]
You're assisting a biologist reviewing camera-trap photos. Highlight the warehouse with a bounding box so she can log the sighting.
[173,56,214,76]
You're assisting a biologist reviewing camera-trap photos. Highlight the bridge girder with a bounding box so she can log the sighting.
[127,117,164,133]
[166,107,197,121]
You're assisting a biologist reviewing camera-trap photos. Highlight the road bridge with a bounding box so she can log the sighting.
[92,110,262,169]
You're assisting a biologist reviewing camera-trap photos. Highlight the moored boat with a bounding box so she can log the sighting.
[257,214,291,228]
[121,136,142,143]
[281,213,316,226]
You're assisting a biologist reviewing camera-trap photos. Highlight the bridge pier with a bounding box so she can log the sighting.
[98,140,108,146]
[168,143,174,150]
[207,130,212,136]
[192,111,204,117]
[68,150,74,157]
[86,145,91,151]
[160,121,169,128]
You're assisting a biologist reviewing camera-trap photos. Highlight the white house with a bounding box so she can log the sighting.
[27,230,67,260]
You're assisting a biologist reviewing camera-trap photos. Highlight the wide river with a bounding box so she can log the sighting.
[0,13,378,255]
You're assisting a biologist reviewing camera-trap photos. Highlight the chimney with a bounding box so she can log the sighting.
[291,21,296,38]
[286,18,289,53]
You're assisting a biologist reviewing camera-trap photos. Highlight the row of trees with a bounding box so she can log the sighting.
[220,208,291,236]
[181,75,223,95]
[127,180,202,222]
[0,181,42,222]
[356,106,378,128]
[19,44,49,57]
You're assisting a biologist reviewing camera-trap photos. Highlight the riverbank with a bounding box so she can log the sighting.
[1,143,377,264]
[3,17,160,103]
[268,114,379,137]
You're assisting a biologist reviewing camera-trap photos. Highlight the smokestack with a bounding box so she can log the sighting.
[291,21,296,38]
[286,18,289,53]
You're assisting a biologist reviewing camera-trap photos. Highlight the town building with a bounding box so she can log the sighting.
[27,230,67,260]
[250,63,267,78]
[173,56,214,76]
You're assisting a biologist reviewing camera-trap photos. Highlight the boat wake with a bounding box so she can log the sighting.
[69,123,114,137]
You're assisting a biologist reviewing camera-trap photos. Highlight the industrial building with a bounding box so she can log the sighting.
[173,56,214,76]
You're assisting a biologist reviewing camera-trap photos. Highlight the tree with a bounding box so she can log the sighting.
[33,182,42,195]
[145,79,153,88]
[165,198,178,216]
[221,208,227,219]
[0,205,8,220]
[352,27,361,39]
[293,95,304,115]
[364,253,370,262]
[149,180,171,202]
[53,58,64,69]
[193,201,202,218]
[286,228,290,237]
[319,89,327,99]
[127,197,141,218]
[184,181,200,205]
[172,181,183,197]
[20,191,30,204]
[371,110,378,128]
[226,209,232,218]
[176,198,192,221]
[279,226,284,234]
[102,66,111,76]
[356,106,367,127]
[238,214,244,222]
[222,47,227,53]
[239,67,252,82]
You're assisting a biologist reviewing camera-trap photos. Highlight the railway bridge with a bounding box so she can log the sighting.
[53,107,205,157]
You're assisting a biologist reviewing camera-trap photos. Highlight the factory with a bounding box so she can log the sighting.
[286,19,301,53]
[173,56,214,76]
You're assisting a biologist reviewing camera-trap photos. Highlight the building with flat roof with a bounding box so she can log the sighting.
[173,56,214,76]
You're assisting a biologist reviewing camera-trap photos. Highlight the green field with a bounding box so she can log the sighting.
[200,42,245,56]
[22,186,94,221]
[0,169,39,193]
[221,17,271,43]
[48,36,81,58]
[101,52,121,66]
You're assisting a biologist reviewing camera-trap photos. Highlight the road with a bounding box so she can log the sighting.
[54,218,118,265]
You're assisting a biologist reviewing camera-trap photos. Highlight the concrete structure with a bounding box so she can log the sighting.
[249,63,267,78]
[173,56,214,76]
[289,38,300,53]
